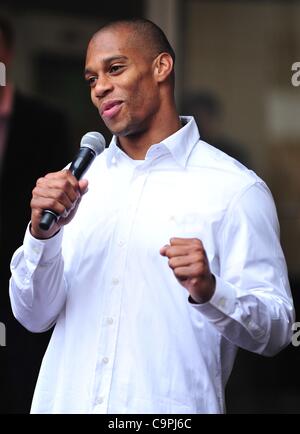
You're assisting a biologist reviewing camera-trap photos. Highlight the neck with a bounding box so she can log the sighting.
[118,108,181,160]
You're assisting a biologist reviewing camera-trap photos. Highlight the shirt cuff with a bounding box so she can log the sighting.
[23,223,64,266]
[189,275,237,321]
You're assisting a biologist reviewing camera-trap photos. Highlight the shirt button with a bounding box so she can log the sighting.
[96,397,104,405]
[112,278,119,285]
[218,297,226,308]
[118,240,125,247]
[107,318,114,325]
[102,357,109,364]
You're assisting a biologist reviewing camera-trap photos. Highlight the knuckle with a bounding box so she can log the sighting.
[190,277,198,286]
[57,190,66,202]
[195,245,205,255]
[194,238,203,250]
[32,209,40,218]
[174,268,181,277]
[48,198,57,209]
[62,171,73,183]
[32,187,42,200]
[36,177,44,186]
[45,172,55,179]
[168,258,176,268]
[195,251,205,261]
[195,263,204,275]
[61,178,70,189]
[164,247,171,257]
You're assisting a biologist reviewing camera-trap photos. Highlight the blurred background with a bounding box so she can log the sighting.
[0,0,300,414]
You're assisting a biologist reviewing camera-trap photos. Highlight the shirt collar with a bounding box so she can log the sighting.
[106,116,200,168]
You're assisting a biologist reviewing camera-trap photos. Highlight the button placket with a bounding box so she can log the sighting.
[92,166,150,413]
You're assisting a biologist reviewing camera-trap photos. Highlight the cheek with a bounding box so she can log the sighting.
[90,92,98,108]
[124,72,156,101]
[129,82,158,113]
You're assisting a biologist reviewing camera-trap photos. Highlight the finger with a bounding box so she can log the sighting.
[44,170,75,182]
[172,266,192,280]
[160,244,170,256]
[31,196,68,217]
[161,245,198,259]
[36,177,80,203]
[79,179,89,194]
[44,170,79,191]
[170,237,203,248]
[33,186,75,211]
[168,254,201,269]
[173,264,205,280]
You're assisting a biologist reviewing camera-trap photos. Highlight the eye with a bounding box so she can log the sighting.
[109,64,124,74]
[86,76,97,87]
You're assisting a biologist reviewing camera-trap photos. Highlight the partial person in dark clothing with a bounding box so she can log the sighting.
[182,91,250,167]
[0,15,72,413]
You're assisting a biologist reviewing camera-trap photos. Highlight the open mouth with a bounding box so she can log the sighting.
[101,101,123,119]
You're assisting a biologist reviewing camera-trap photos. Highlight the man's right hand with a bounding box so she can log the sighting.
[30,170,88,240]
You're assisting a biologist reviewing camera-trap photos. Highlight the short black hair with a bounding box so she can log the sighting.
[0,15,14,50]
[96,18,175,81]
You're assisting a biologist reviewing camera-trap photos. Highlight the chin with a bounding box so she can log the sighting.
[108,124,137,137]
[102,119,127,136]
[104,115,144,137]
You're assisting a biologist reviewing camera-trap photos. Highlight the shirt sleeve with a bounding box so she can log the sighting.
[190,181,295,356]
[9,224,67,333]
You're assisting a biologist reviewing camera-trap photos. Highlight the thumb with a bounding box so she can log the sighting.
[79,179,89,195]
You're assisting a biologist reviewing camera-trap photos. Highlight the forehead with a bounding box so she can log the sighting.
[86,27,142,61]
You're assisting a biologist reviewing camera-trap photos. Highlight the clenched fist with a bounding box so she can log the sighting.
[30,170,88,240]
[160,237,216,304]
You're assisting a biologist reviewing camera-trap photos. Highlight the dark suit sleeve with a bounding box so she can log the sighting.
[0,92,72,413]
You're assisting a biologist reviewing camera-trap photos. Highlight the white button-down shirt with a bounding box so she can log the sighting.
[9,117,294,414]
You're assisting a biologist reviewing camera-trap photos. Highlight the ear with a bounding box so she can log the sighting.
[153,52,174,83]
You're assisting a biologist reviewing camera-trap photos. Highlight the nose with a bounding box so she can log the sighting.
[93,75,113,98]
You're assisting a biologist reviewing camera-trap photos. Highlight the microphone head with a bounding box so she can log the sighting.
[80,131,106,155]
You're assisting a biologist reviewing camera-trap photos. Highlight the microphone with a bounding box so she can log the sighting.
[39,131,106,231]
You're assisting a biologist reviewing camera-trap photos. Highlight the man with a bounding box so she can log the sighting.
[0,16,71,413]
[9,18,294,414]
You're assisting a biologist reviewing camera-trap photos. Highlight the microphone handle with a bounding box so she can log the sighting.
[39,210,59,231]
[38,148,96,231]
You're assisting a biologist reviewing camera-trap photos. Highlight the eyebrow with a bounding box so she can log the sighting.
[84,55,129,76]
